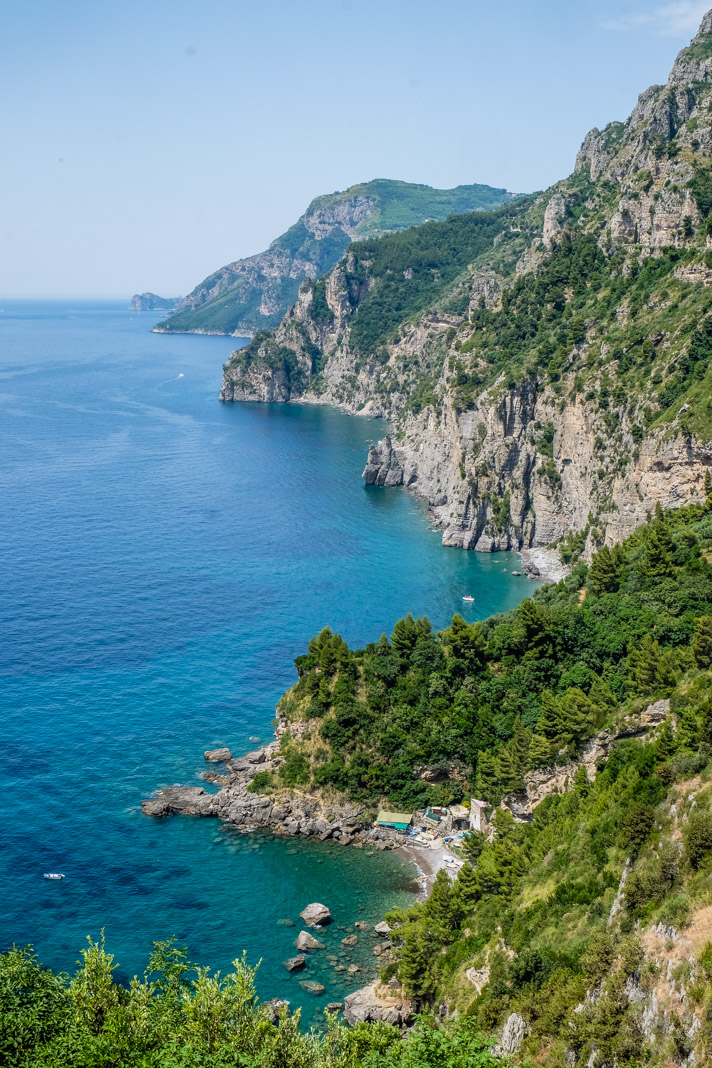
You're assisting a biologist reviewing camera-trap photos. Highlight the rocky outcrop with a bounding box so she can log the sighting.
[362,437,405,487]
[283,955,305,971]
[143,734,406,850]
[501,700,670,821]
[128,293,180,313]
[343,983,413,1028]
[204,747,232,762]
[296,931,324,952]
[495,1013,527,1056]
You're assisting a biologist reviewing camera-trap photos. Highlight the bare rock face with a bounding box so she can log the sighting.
[495,1013,527,1056]
[204,747,232,762]
[362,437,404,487]
[300,902,332,926]
[502,700,670,820]
[343,983,413,1027]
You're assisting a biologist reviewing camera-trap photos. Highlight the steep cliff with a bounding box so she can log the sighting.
[156,179,515,338]
[222,13,712,561]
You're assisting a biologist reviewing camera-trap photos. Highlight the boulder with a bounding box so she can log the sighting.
[374,921,392,937]
[344,983,413,1027]
[204,747,232,762]
[283,955,305,971]
[326,1002,343,1012]
[299,980,325,995]
[296,931,324,952]
[141,787,216,818]
[341,934,358,947]
[300,903,332,926]
[265,998,290,1022]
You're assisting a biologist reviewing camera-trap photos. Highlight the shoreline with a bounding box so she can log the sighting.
[519,545,570,584]
[396,840,452,897]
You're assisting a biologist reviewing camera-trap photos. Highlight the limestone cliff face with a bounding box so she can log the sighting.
[221,14,712,559]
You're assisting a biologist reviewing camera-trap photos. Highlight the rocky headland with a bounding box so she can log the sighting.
[155,180,515,338]
[142,720,405,852]
[220,17,712,564]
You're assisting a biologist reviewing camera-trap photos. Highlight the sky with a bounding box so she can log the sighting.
[1,0,711,298]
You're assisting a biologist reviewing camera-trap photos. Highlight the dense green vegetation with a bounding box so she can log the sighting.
[272,501,712,1065]
[0,939,504,1067]
[344,179,515,238]
[159,180,515,337]
[278,500,712,809]
[346,199,532,356]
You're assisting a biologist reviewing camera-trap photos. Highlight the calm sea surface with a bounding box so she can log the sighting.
[0,300,533,1020]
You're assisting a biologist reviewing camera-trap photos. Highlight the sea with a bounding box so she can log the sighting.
[0,300,533,1021]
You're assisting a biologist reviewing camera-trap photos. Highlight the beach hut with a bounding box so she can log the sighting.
[375,810,413,831]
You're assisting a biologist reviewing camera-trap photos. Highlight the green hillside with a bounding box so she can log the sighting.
[157,179,515,337]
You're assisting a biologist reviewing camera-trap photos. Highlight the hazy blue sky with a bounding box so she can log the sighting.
[2,0,710,298]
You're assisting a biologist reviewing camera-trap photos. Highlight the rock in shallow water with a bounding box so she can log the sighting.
[296,931,324,952]
[204,747,232,762]
[300,980,325,995]
[283,955,305,972]
[300,902,332,926]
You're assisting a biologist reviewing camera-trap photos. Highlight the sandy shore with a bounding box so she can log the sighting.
[397,840,454,897]
[519,546,570,584]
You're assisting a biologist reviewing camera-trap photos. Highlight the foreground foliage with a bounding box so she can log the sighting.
[0,939,503,1068]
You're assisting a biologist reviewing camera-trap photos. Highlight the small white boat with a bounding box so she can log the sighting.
[462,595,475,602]
[44,873,65,880]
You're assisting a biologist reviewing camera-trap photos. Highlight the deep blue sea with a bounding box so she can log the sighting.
[0,300,532,1020]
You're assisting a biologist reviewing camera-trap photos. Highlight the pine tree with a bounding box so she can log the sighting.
[705,469,712,504]
[654,719,677,760]
[426,869,457,932]
[454,862,479,916]
[588,545,621,595]
[527,732,551,768]
[514,599,552,658]
[628,635,661,694]
[560,688,596,749]
[462,829,486,864]
[644,522,674,578]
[391,614,431,660]
[693,615,712,668]
[496,746,524,794]
[511,715,532,771]
[589,676,617,718]
[537,690,562,740]
[444,615,487,677]
[474,751,499,802]
[399,924,431,998]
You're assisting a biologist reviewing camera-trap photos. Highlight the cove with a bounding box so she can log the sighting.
[0,301,534,1021]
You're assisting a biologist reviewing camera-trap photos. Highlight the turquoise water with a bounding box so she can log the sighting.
[0,301,532,1019]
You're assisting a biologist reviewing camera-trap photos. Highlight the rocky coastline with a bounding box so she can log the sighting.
[142,717,406,854]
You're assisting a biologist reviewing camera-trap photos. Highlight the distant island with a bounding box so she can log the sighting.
[154,179,519,338]
[129,292,181,313]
